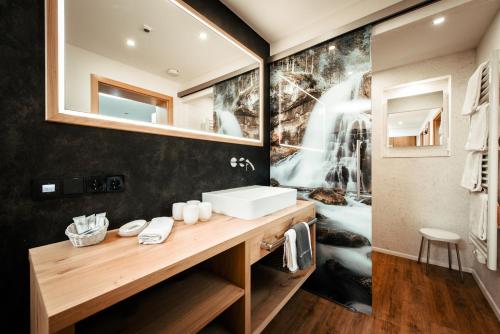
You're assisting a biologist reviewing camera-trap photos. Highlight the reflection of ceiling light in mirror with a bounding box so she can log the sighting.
[433,17,445,25]
[398,121,403,125]
[167,68,180,77]
[199,31,208,40]
[347,71,353,75]
[126,39,136,47]
[328,45,336,51]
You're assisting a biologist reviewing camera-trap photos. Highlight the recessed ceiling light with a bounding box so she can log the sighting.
[398,121,404,125]
[328,45,336,51]
[167,68,180,77]
[126,39,136,47]
[433,16,445,25]
[199,32,208,40]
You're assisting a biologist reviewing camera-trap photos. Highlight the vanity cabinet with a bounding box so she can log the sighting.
[29,200,316,334]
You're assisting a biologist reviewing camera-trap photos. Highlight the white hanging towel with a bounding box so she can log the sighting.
[469,192,488,241]
[460,152,483,192]
[465,103,489,151]
[283,229,298,273]
[462,62,487,116]
[138,217,174,244]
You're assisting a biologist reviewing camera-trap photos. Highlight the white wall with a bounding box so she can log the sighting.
[65,44,180,113]
[372,50,476,269]
[477,10,500,64]
[176,93,214,131]
[472,9,500,319]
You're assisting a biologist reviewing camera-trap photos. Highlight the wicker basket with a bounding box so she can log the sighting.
[65,218,109,247]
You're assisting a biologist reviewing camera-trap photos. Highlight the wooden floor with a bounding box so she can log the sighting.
[263,252,500,334]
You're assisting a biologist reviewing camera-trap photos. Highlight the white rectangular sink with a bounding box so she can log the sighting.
[202,185,297,220]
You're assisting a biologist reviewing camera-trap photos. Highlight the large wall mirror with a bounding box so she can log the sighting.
[45,0,264,146]
[382,76,451,157]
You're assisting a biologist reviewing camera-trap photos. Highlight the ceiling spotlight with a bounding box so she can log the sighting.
[199,31,208,40]
[167,68,180,77]
[126,39,136,47]
[433,16,445,25]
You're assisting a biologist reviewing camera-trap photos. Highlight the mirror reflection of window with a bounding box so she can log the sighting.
[91,75,173,125]
[387,91,444,148]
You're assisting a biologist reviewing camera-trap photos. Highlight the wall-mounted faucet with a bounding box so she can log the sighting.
[230,157,255,172]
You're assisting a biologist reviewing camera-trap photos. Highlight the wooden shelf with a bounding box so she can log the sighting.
[79,270,244,334]
[199,321,233,334]
[251,264,315,334]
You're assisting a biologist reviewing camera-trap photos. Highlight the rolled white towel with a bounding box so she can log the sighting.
[138,217,174,245]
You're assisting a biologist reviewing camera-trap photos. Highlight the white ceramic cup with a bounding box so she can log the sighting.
[199,202,212,221]
[183,204,199,225]
[172,202,187,221]
[187,200,201,206]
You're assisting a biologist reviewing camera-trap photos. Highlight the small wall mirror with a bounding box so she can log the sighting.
[382,76,450,157]
[46,0,264,146]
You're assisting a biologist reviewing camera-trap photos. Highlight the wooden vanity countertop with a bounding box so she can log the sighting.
[29,200,314,333]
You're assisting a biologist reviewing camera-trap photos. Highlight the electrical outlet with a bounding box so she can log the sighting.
[86,176,107,193]
[106,175,124,192]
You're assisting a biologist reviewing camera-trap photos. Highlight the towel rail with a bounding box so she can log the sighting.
[470,50,499,271]
[260,218,317,252]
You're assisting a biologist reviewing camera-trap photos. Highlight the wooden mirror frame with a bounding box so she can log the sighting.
[45,0,265,146]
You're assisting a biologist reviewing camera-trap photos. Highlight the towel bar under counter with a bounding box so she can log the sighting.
[260,218,317,252]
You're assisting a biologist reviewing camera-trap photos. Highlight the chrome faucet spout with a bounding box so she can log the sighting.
[245,159,255,171]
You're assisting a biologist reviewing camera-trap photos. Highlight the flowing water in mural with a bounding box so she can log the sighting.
[270,27,372,313]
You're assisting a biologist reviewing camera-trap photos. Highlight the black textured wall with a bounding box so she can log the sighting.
[0,0,269,332]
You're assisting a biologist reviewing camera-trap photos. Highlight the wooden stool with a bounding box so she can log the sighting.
[417,228,463,282]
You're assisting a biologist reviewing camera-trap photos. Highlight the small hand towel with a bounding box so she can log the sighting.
[461,152,483,192]
[292,222,312,270]
[138,217,174,244]
[283,229,298,273]
[462,62,487,116]
[469,192,488,240]
[465,103,489,151]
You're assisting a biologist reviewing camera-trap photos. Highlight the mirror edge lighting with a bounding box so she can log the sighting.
[381,75,452,158]
[44,0,265,147]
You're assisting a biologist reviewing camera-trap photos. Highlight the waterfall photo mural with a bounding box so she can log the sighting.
[270,26,372,313]
[214,69,260,139]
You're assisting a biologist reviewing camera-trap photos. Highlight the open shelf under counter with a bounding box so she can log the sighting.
[78,269,244,334]
[30,200,316,334]
[251,264,315,334]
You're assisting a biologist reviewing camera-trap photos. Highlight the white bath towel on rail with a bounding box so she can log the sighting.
[469,192,488,240]
[283,229,298,273]
[465,103,489,151]
[461,151,483,192]
[462,61,487,116]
